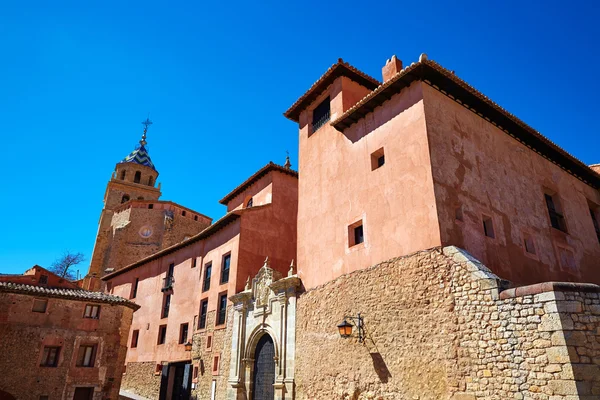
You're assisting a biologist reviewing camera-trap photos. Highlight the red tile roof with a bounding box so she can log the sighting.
[283,59,381,122]
[219,162,298,205]
[331,58,600,189]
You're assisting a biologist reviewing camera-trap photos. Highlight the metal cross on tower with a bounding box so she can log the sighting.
[140,116,152,146]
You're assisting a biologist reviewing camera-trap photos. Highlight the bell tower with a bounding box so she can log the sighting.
[85,118,162,289]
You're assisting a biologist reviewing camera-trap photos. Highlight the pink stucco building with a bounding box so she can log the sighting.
[285,54,600,290]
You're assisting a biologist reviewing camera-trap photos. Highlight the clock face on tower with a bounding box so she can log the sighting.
[139,225,153,238]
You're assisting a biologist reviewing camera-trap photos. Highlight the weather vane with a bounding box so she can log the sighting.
[140,115,152,146]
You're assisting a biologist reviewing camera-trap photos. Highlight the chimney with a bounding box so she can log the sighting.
[382,55,403,82]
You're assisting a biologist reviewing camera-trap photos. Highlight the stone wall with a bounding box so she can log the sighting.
[191,308,234,400]
[294,246,600,400]
[0,292,134,400]
[121,361,161,399]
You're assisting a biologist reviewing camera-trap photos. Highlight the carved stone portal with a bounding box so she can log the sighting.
[227,259,299,400]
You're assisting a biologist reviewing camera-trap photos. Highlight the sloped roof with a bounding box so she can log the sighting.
[0,282,140,310]
[330,58,600,189]
[219,162,298,205]
[283,59,381,122]
[119,144,156,171]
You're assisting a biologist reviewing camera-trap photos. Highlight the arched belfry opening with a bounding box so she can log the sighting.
[134,171,141,183]
[226,258,300,400]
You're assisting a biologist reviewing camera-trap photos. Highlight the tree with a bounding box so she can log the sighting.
[50,251,85,281]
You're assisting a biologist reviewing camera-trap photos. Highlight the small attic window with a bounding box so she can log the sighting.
[312,97,331,132]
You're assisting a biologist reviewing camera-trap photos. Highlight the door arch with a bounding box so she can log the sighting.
[252,334,275,400]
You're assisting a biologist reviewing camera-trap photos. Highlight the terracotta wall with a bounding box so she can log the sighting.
[225,174,274,212]
[297,79,441,289]
[422,84,600,285]
[0,292,133,400]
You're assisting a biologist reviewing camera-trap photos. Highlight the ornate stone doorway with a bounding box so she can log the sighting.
[252,335,275,400]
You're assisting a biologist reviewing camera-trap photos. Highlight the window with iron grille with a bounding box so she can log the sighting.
[199,300,208,329]
[312,97,330,132]
[76,344,97,367]
[220,254,231,284]
[40,346,60,367]
[162,294,171,319]
[217,293,227,326]
[39,275,48,285]
[83,304,100,319]
[157,325,167,345]
[545,193,567,232]
[590,208,600,244]
[203,263,212,292]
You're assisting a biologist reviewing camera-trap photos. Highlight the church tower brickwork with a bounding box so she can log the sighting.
[85,120,212,290]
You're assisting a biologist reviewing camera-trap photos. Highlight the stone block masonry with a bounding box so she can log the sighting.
[294,246,600,400]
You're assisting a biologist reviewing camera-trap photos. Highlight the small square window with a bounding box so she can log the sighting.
[348,220,364,247]
[40,346,60,367]
[557,246,577,272]
[39,275,48,285]
[83,304,100,319]
[483,216,495,238]
[157,325,167,345]
[148,204,154,209]
[131,330,139,348]
[179,323,189,345]
[370,148,385,171]
[32,299,48,313]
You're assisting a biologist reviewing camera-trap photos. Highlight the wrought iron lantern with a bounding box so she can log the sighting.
[337,312,364,342]
[184,341,193,352]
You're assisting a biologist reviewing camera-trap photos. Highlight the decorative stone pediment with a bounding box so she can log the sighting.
[252,258,282,308]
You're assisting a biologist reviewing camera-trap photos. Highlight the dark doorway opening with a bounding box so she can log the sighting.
[252,335,275,400]
[73,387,94,400]
[159,361,192,400]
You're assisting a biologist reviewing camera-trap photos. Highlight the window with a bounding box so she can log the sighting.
[182,210,187,216]
[121,194,130,204]
[76,345,97,367]
[134,171,141,183]
[370,148,385,171]
[348,220,364,247]
[83,304,100,319]
[194,215,198,221]
[120,170,126,180]
[455,205,464,222]
[162,294,171,319]
[212,354,220,375]
[246,198,253,208]
[206,334,213,351]
[483,216,495,238]
[523,234,537,255]
[199,300,208,329]
[590,207,600,244]
[40,346,60,367]
[155,363,163,374]
[131,330,139,348]
[221,254,231,284]
[157,325,167,345]
[193,365,199,379]
[191,258,197,268]
[131,278,139,299]
[179,323,189,344]
[163,263,174,291]
[558,246,576,272]
[312,96,331,132]
[203,263,212,292]
[32,299,48,313]
[217,293,227,326]
[148,176,154,186]
[39,275,48,285]
[148,203,154,209]
[545,193,567,232]
[137,196,144,200]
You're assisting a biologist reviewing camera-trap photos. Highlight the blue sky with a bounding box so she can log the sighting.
[1,0,598,275]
